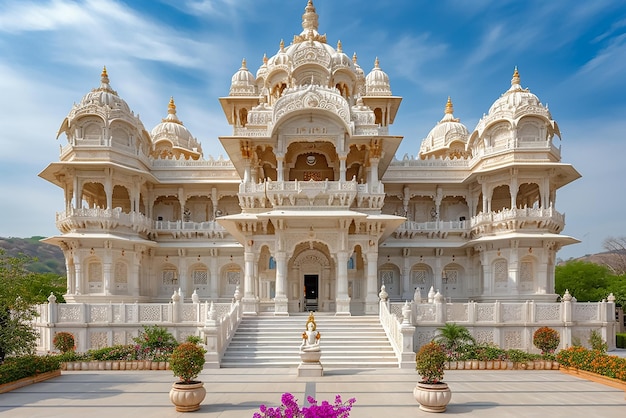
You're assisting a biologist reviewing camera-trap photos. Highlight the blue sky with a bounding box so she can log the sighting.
[1,0,625,261]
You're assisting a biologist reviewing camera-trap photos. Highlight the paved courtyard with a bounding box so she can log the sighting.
[0,366,624,417]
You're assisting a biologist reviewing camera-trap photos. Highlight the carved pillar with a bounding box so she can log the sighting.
[365,250,379,314]
[104,169,113,210]
[276,154,285,182]
[74,176,81,209]
[209,248,218,298]
[402,248,411,300]
[274,251,288,315]
[178,249,187,299]
[339,155,347,182]
[510,175,518,209]
[103,243,112,295]
[242,249,258,315]
[131,249,141,298]
[335,251,351,315]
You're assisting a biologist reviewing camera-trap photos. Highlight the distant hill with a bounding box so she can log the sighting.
[0,236,66,276]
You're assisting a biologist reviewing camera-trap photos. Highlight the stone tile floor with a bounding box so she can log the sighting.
[0,366,624,417]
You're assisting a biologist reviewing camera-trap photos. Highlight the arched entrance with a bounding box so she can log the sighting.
[290,242,334,313]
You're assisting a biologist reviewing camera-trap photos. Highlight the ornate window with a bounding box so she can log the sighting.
[162,268,178,285]
[114,262,128,291]
[88,260,103,293]
[520,260,534,291]
[494,260,508,291]
[193,269,208,285]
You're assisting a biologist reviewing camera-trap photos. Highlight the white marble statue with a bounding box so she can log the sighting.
[300,312,320,352]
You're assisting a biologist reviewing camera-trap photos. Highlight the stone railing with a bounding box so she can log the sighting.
[379,298,416,368]
[395,293,617,355]
[394,219,469,239]
[56,208,153,235]
[34,292,243,368]
[153,220,226,239]
[55,208,228,239]
[470,207,565,235]
[262,179,358,208]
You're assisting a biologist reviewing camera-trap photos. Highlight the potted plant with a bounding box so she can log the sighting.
[168,340,207,412]
[413,341,452,413]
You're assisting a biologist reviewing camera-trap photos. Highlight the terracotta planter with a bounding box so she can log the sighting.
[413,381,452,413]
[560,367,626,395]
[169,381,206,412]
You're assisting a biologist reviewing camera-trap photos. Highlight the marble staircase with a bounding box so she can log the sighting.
[220,314,399,368]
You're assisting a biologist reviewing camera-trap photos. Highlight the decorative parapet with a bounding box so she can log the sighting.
[55,209,228,239]
[394,219,469,239]
[258,179,358,208]
[56,208,153,235]
[470,207,565,235]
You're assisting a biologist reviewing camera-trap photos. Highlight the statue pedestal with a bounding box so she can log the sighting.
[298,350,323,377]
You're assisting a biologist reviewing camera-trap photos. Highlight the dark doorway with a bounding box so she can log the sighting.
[304,274,318,311]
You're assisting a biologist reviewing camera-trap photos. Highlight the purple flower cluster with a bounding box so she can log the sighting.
[253,393,355,418]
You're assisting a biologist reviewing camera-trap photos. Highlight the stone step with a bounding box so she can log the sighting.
[220,315,399,368]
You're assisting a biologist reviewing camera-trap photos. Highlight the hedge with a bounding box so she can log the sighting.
[0,355,61,385]
[616,333,626,349]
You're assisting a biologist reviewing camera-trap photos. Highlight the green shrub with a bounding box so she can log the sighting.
[0,355,61,385]
[87,345,138,361]
[132,325,178,360]
[589,330,608,353]
[52,332,75,353]
[533,326,560,355]
[506,349,539,363]
[616,333,626,349]
[170,342,206,383]
[557,346,626,381]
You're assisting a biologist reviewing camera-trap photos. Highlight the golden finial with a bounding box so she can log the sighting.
[280,39,285,51]
[101,66,108,78]
[302,0,319,32]
[263,53,268,64]
[374,57,380,68]
[168,96,176,114]
[445,97,453,115]
[511,66,520,86]
[337,40,342,52]
[352,52,358,64]
[241,58,247,69]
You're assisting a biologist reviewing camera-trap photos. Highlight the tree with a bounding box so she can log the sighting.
[0,250,46,363]
[601,236,626,276]
[555,260,612,302]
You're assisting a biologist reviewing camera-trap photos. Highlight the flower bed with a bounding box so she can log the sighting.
[556,347,626,381]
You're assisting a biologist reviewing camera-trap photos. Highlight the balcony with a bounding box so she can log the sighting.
[56,208,152,235]
[393,207,565,240]
[394,220,469,239]
[55,208,227,240]
[470,207,564,236]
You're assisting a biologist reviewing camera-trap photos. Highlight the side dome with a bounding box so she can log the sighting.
[365,58,391,96]
[419,97,470,159]
[485,68,550,120]
[332,40,353,69]
[77,66,132,114]
[151,97,202,160]
[229,59,257,96]
[256,54,269,79]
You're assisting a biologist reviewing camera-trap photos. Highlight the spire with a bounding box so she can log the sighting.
[263,53,268,65]
[241,58,247,69]
[280,39,285,52]
[445,96,453,115]
[302,0,319,33]
[163,97,183,125]
[511,66,520,86]
[374,57,380,69]
[95,65,117,95]
[352,52,358,64]
[337,40,342,52]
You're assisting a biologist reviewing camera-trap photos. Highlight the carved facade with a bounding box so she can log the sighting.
[40,0,580,316]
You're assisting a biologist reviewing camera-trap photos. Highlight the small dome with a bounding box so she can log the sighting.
[420,97,469,158]
[332,40,353,69]
[151,97,202,159]
[365,58,391,96]
[267,39,292,69]
[487,68,548,117]
[229,59,256,96]
[77,67,132,114]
